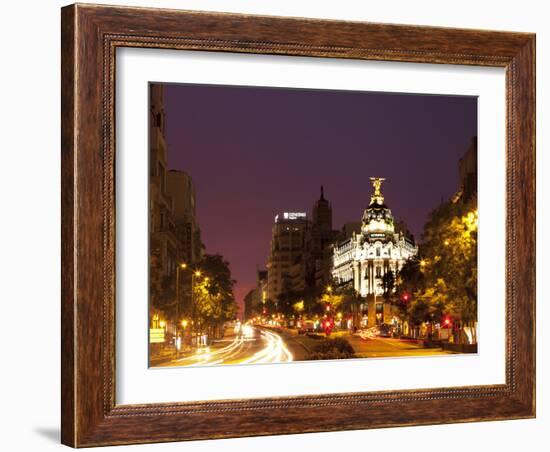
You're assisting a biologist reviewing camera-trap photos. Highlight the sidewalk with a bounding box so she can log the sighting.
[150,346,178,366]
[150,342,199,366]
[150,331,237,367]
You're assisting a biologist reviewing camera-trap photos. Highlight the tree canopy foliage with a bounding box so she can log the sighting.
[398,199,478,343]
[193,254,238,332]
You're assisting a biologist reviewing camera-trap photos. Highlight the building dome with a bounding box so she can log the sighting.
[361,178,395,236]
[332,176,418,308]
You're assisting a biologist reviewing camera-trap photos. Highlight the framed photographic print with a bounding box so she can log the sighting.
[61,3,536,447]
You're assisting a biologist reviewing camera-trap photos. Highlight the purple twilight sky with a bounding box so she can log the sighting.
[161,83,477,309]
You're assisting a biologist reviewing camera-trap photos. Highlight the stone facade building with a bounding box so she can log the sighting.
[149,85,204,331]
[332,178,417,326]
[150,85,179,278]
[166,170,203,265]
[266,212,310,302]
[265,187,341,303]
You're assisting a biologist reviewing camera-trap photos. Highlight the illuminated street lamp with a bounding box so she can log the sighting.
[190,269,211,347]
[174,263,211,357]
[325,285,334,313]
[174,263,188,359]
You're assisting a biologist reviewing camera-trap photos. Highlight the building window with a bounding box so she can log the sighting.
[376,266,381,277]
[158,162,165,192]
[376,247,381,257]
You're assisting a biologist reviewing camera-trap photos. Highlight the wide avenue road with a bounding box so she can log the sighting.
[159,326,293,367]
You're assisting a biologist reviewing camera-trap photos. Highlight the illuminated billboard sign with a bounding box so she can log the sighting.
[149,328,165,344]
[275,212,307,222]
[283,212,306,220]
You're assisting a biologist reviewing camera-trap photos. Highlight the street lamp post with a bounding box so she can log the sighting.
[174,263,187,359]
[176,262,203,359]
[175,260,221,355]
[191,270,201,347]
[176,263,207,351]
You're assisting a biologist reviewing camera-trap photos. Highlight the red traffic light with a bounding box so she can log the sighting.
[401,293,410,302]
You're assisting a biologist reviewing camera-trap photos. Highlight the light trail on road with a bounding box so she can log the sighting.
[170,326,293,366]
[239,329,293,364]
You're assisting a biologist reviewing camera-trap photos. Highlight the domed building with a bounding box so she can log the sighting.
[332,177,417,326]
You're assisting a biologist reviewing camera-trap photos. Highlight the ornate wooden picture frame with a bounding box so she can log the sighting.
[61,3,535,447]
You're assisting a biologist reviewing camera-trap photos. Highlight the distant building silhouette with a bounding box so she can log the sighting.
[307,186,339,290]
[266,212,310,302]
[458,136,478,204]
[244,270,268,320]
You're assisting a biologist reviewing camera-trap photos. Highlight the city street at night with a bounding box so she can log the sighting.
[157,326,294,367]
[155,324,452,367]
[149,83,479,368]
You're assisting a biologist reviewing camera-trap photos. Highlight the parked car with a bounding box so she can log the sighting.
[356,324,395,339]
[378,323,393,338]
[298,321,315,334]
[356,327,378,340]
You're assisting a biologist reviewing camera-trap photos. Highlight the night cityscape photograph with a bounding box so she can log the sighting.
[148,83,478,367]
